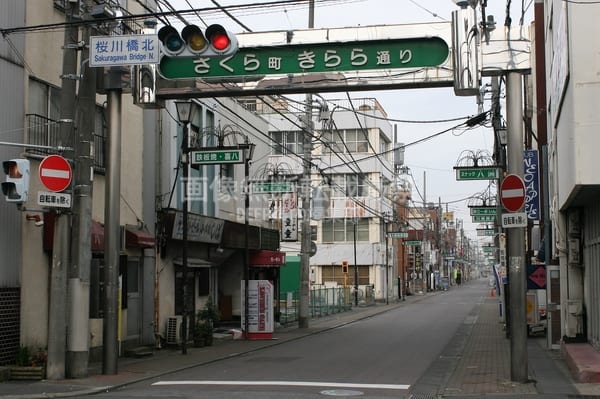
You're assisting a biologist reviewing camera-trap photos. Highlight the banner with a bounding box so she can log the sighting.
[523,149,541,220]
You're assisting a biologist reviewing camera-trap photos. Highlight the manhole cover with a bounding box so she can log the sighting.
[320,389,364,396]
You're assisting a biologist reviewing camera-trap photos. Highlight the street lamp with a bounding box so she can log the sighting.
[175,101,197,355]
[242,138,255,339]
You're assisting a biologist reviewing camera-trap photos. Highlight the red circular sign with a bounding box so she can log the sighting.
[500,174,526,212]
[39,155,72,192]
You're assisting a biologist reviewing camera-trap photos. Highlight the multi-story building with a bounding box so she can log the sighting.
[0,0,281,374]
[253,97,396,302]
[0,0,158,367]
[541,0,600,350]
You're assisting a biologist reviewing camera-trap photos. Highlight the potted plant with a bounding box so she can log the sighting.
[10,346,46,380]
[194,297,220,347]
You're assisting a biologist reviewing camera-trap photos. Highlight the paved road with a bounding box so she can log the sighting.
[62,282,485,399]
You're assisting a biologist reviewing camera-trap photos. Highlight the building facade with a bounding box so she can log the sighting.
[254,97,396,302]
[542,0,600,350]
[0,0,282,370]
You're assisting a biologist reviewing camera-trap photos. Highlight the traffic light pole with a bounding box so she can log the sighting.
[103,68,124,375]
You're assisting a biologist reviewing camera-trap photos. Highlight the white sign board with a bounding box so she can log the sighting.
[501,212,528,228]
[90,34,159,67]
[37,191,72,208]
[241,280,274,339]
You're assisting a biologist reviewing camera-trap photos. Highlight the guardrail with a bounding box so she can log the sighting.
[279,285,375,326]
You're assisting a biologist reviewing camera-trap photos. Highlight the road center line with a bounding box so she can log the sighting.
[152,380,410,390]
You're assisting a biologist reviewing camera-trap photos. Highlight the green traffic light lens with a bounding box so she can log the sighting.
[165,35,184,53]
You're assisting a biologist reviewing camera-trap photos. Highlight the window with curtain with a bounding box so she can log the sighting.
[270,130,304,155]
[330,174,367,198]
[322,129,368,154]
[322,218,369,242]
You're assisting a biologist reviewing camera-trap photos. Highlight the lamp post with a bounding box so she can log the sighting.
[175,101,197,355]
[243,138,255,339]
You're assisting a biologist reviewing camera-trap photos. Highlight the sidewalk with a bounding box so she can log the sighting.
[0,286,597,399]
[440,296,577,398]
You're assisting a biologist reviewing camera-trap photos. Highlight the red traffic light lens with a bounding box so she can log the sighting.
[211,33,230,51]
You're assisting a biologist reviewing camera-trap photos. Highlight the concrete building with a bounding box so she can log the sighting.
[541,0,600,350]
[254,97,396,302]
[0,0,281,370]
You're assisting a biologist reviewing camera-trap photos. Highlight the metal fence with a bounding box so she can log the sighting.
[279,285,376,326]
[25,113,106,171]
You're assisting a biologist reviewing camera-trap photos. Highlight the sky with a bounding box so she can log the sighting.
[165,0,535,240]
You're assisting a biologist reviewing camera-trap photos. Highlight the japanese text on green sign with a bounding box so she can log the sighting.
[191,149,244,165]
[455,167,499,181]
[159,37,449,80]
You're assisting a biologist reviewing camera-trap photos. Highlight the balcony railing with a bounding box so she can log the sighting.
[26,114,69,156]
[26,113,106,171]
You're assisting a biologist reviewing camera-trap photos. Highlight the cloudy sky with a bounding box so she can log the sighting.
[165,0,535,240]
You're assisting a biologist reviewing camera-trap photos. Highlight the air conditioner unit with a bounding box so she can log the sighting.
[166,316,183,345]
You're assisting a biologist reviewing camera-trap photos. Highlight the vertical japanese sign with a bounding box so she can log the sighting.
[281,192,298,241]
[523,149,540,220]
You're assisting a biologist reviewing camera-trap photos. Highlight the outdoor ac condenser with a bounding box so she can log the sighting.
[166,316,183,345]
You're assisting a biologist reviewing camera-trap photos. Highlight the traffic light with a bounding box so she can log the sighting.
[2,159,30,204]
[341,261,349,274]
[158,24,238,58]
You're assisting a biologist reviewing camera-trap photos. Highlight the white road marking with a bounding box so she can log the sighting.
[152,380,410,390]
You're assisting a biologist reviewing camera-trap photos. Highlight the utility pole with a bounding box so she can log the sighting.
[67,11,96,378]
[298,0,314,329]
[506,71,528,382]
[47,0,79,380]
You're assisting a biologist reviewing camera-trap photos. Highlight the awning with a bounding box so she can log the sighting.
[250,250,286,267]
[125,226,155,248]
[44,216,154,252]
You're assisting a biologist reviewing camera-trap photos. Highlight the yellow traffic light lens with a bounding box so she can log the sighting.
[188,34,207,52]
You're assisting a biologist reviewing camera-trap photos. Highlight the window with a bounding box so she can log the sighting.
[29,79,60,120]
[93,105,107,170]
[380,134,389,161]
[323,129,368,154]
[330,174,367,198]
[322,265,369,286]
[271,130,304,155]
[197,268,210,296]
[322,218,369,242]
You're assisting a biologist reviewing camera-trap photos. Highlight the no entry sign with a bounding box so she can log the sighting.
[500,174,526,212]
[39,155,72,192]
